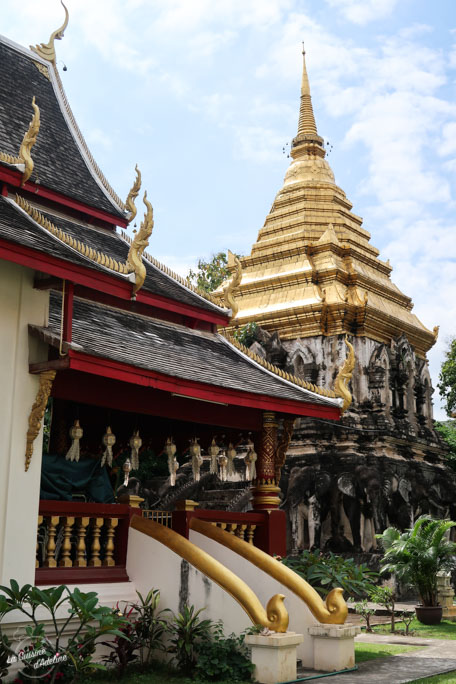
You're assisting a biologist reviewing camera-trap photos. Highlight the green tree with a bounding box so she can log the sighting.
[434,420,456,469]
[438,338,456,416]
[188,252,231,293]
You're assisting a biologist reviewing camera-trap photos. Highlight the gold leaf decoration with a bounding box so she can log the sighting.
[30,0,69,64]
[125,164,142,224]
[25,370,56,471]
[333,336,355,413]
[126,191,154,295]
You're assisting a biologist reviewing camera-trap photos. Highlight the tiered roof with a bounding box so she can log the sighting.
[216,49,436,358]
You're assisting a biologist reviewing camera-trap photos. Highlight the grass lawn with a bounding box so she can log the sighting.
[355,642,422,662]
[372,619,456,640]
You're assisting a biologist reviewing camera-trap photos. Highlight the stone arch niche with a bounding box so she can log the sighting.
[368,344,391,410]
[288,342,319,385]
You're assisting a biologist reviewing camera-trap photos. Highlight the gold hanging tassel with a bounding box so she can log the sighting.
[164,437,179,486]
[129,430,142,470]
[101,426,116,467]
[227,442,237,477]
[189,438,203,482]
[244,439,257,482]
[65,419,83,462]
[208,437,219,475]
[218,451,228,482]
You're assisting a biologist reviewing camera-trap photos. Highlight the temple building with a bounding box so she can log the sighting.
[0,7,363,676]
[214,49,454,553]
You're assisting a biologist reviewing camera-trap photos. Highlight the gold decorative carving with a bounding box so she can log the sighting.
[191,518,348,625]
[252,412,281,509]
[275,417,296,483]
[125,165,142,224]
[223,250,242,319]
[15,195,129,274]
[30,1,69,64]
[33,61,51,81]
[25,370,56,472]
[126,191,154,296]
[131,516,289,632]
[0,97,40,186]
[219,330,337,399]
[333,336,355,413]
[433,326,439,342]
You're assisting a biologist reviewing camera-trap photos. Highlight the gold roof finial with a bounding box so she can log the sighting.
[30,1,69,64]
[333,336,355,413]
[223,250,242,320]
[292,44,325,156]
[125,165,142,224]
[0,97,41,186]
[126,191,154,296]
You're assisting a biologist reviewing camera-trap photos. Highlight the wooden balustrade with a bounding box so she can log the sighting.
[36,501,134,585]
[210,521,257,545]
[142,510,172,528]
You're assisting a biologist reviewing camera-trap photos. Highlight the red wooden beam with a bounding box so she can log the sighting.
[0,167,127,228]
[52,350,341,419]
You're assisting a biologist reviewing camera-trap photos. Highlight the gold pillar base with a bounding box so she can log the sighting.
[251,483,281,510]
[117,494,144,508]
[175,499,199,512]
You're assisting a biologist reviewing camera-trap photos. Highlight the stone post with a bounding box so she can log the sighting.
[251,411,281,510]
[308,624,360,672]
[245,632,304,684]
[437,572,456,621]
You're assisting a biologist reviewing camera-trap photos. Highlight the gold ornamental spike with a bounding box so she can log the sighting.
[223,250,242,320]
[334,336,355,413]
[18,96,41,186]
[126,191,154,296]
[30,1,69,64]
[125,165,142,224]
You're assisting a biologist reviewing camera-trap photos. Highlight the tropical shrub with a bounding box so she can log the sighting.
[377,515,456,606]
[352,599,375,633]
[168,605,214,675]
[369,586,396,632]
[0,581,126,683]
[193,628,254,682]
[282,550,379,598]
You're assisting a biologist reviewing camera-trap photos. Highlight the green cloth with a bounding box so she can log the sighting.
[40,453,115,503]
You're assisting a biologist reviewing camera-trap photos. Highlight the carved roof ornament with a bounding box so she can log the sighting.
[125,164,142,224]
[333,336,356,413]
[0,97,40,186]
[433,326,439,342]
[25,370,56,471]
[223,250,242,320]
[126,191,154,296]
[30,1,69,64]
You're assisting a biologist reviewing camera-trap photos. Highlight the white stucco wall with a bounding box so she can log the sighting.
[0,262,49,586]
[189,530,319,667]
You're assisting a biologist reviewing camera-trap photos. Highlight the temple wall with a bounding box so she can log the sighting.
[0,262,48,586]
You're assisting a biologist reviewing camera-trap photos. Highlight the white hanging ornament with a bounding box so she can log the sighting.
[189,438,203,482]
[123,458,132,487]
[218,451,228,482]
[101,426,116,467]
[65,419,83,462]
[227,443,237,477]
[129,430,142,470]
[208,437,219,475]
[165,437,179,487]
[244,439,257,482]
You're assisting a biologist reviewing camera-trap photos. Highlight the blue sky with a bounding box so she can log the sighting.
[2,0,456,418]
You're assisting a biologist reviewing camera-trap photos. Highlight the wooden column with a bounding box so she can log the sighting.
[251,411,281,510]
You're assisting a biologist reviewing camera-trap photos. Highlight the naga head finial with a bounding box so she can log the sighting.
[20,96,41,186]
[125,164,142,224]
[126,191,154,296]
[30,1,69,64]
[333,335,355,413]
[223,250,242,320]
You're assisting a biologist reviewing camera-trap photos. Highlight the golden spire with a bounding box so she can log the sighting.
[291,44,325,158]
[30,1,69,64]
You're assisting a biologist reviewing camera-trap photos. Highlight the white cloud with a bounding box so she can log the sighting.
[325,0,400,25]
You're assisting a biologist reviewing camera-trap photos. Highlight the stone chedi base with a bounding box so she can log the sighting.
[245,632,304,684]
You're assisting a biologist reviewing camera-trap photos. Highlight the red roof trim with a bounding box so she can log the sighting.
[0,237,229,326]
[0,166,127,228]
[63,349,341,419]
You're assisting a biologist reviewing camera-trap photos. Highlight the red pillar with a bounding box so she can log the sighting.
[251,411,281,510]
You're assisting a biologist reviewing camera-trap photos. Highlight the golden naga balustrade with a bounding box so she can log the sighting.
[190,518,348,625]
[131,515,289,632]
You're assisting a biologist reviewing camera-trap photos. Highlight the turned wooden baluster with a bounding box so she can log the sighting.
[43,516,60,567]
[228,523,238,536]
[246,524,257,546]
[89,518,103,567]
[102,518,118,567]
[36,515,43,568]
[236,524,247,541]
[75,517,90,567]
[59,516,75,567]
